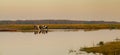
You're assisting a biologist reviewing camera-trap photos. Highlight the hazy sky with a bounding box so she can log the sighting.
[0,0,120,21]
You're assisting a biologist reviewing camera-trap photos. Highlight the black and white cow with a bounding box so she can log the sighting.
[34,25,48,30]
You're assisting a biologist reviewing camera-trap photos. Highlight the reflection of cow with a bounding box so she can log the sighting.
[34,29,48,34]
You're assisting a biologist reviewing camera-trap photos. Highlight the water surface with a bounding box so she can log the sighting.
[0,29,120,55]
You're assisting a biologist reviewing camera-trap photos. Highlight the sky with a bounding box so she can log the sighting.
[0,0,120,21]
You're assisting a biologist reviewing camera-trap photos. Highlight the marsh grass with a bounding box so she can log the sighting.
[0,24,120,31]
[80,41,120,55]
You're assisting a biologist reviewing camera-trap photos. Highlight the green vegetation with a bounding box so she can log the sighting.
[80,41,120,55]
[0,24,120,31]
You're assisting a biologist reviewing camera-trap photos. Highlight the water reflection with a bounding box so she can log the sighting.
[33,29,94,34]
[34,29,48,34]
[33,29,119,35]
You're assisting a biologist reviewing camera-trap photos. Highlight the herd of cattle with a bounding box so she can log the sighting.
[34,25,48,30]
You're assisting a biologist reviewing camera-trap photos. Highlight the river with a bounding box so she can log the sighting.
[0,29,120,55]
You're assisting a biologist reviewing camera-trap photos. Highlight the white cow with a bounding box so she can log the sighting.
[34,25,40,30]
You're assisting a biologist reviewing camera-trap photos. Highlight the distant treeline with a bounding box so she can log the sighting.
[0,20,120,24]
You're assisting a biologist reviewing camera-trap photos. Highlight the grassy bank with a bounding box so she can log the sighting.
[80,41,120,55]
[0,24,120,31]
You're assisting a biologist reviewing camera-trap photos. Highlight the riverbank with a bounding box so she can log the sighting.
[80,41,120,55]
[0,24,120,31]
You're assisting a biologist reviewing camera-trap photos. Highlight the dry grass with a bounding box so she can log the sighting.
[80,41,120,55]
[0,24,120,31]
